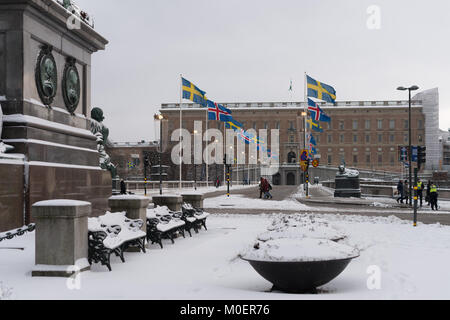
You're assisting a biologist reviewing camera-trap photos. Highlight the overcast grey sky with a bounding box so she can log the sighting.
[76,0,450,142]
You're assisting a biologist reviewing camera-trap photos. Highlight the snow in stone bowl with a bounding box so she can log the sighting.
[241,238,359,263]
[261,214,347,242]
[257,225,346,242]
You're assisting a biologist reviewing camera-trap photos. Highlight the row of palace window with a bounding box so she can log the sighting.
[177,118,424,132]
[317,133,423,144]
[325,154,399,166]
[342,119,423,131]
[287,150,399,166]
[243,119,423,131]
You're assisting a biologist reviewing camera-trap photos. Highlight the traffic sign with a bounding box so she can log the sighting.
[300,149,309,162]
[412,146,418,162]
[300,161,308,172]
[312,159,319,168]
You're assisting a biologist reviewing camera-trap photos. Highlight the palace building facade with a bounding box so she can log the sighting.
[156,88,447,185]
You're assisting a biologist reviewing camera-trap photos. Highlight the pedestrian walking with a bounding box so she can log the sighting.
[215,177,220,188]
[396,180,404,204]
[417,178,424,207]
[403,180,409,205]
[120,179,127,195]
[264,180,273,200]
[426,180,431,206]
[259,177,266,199]
[430,182,439,211]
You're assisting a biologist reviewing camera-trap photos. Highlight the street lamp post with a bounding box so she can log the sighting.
[144,156,149,196]
[301,111,308,197]
[193,130,198,191]
[154,113,165,195]
[397,85,419,208]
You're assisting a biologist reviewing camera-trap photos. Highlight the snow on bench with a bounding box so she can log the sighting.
[87,212,146,271]
[146,206,186,248]
[181,203,210,232]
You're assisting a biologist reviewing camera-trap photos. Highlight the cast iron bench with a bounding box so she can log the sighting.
[146,206,186,248]
[181,203,210,232]
[88,212,146,271]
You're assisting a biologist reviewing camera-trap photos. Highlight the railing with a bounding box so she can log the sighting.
[161,100,423,109]
[0,224,35,243]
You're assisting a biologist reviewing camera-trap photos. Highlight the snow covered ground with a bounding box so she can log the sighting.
[2,213,450,299]
[133,184,258,198]
[204,194,311,211]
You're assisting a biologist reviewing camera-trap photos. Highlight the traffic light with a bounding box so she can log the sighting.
[144,156,150,168]
[417,146,426,170]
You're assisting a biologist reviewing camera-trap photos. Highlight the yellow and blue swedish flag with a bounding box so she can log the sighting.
[226,119,243,131]
[307,75,336,103]
[182,77,207,107]
[307,118,324,133]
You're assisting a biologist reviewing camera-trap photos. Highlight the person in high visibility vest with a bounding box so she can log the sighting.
[417,179,424,207]
[430,182,438,211]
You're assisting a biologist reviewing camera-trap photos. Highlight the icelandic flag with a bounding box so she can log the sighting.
[238,129,254,144]
[308,98,331,122]
[207,100,232,122]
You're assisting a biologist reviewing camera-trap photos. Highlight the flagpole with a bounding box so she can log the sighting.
[223,120,226,188]
[304,72,309,197]
[179,74,183,190]
[205,106,209,188]
[289,79,293,103]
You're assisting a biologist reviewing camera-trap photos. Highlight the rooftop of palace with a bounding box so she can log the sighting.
[160,100,423,110]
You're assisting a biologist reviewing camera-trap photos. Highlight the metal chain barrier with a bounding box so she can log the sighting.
[0,224,36,243]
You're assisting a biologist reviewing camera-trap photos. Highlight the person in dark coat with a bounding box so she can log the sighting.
[403,180,409,204]
[264,180,273,199]
[426,180,431,206]
[120,179,127,195]
[259,177,265,198]
[396,180,404,203]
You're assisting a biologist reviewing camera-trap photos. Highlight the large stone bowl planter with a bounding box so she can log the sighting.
[241,238,359,293]
[241,256,357,293]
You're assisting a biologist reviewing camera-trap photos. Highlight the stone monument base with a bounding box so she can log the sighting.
[334,166,362,198]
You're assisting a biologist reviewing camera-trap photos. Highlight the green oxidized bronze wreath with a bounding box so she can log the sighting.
[35,45,57,106]
[62,57,81,114]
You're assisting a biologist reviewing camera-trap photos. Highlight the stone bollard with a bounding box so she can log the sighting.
[181,193,204,209]
[32,200,91,277]
[108,195,150,252]
[151,195,183,212]
[108,195,150,232]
